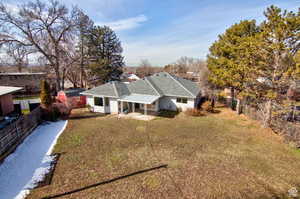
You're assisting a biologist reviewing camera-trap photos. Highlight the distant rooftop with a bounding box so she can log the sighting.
[0,73,45,76]
[61,88,86,97]
[0,86,23,96]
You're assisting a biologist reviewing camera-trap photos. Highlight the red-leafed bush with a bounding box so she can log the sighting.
[41,102,71,121]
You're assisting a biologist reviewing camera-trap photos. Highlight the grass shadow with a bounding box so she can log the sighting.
[209,109,222,114]
[157,110,180,118]
[41,164,168,199]
[68,113,106,120]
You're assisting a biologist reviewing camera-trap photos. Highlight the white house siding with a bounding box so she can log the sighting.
[14,98,41,111]
[159,96,194,111]
[86,96,94,107]
[87,95,112,113]
[109,98,118,114]
[139,100,159,112]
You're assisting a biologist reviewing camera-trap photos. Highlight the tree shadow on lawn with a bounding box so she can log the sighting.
[68,113,106,120]
[208,109,221,114]
[41,164,168,199]
[157,110,180,118]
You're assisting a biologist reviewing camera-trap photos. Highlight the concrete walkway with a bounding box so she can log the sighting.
[117,112,156,121]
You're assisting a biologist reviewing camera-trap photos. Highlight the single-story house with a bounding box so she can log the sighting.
[57,88,86,108]
[0,86,23,116]
[0,73,45,94]
[81,72,201,115]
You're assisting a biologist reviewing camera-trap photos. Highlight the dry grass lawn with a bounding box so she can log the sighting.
[27,107,300,199]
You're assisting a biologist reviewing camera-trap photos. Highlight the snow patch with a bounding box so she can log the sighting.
[0,120,68,199]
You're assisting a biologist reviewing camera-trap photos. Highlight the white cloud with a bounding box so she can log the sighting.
[5,3,19,13]
[96,14,147,31]
[122,39,208,67]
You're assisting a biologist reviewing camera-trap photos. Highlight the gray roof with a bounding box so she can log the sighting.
[169,74,201,97]
[82,82,118,97]
[147,72,196,98]
[127,78,158,96]
[63,88,86,97]
[120,94,160,104]
[82,72,201,99]
[114,81,130,97]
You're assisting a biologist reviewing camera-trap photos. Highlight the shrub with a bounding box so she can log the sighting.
[40,80,52,107]
[41,103,71,121]
[202,101,214,112]
[176,107,182,113]
[52,102,71,119]
[185,108,205,117]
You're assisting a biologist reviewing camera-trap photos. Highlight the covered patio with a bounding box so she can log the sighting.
[118,94,160,115]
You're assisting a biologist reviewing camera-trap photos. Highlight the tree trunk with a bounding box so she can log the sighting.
[236,99,242,114]
[55,62,61,91]
[61,68,66,91]
[80,36,84,88]
[211,96,215,110]
[17,63,22,73]
[265,100,272,127]
[230,87,235,110]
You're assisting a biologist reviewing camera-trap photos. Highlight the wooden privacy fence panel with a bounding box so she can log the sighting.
[0,107,42,157]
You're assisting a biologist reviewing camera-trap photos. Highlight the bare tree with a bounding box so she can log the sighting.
[67,64,81,88]
[136,59,154,77]
[2,43,32,72]
[75,8,94,88]
[139,59,152,68]
[174,56,192,74]
[0,0,77,90]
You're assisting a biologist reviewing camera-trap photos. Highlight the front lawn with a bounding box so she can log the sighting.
[28,108,300,199]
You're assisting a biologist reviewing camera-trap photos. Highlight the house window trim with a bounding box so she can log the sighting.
[176,97,188,104]
[94,97,103,106]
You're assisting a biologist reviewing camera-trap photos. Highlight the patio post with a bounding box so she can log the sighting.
[144,104,147,115]
[132,103,135,112]
[120,101,123,114]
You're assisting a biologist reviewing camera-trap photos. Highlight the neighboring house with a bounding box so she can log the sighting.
[0,86,22,116]
[81,72,201,115]
[57,88,86,108]
[0,73,46,94]
[120,72,140,83]
[13,98,41,114]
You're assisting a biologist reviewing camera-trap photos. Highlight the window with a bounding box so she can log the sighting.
[94,97,103,106]
[105,98,109,106]
[176,98,188,104]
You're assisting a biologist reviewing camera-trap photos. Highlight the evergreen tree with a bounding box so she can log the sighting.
[86,26,124,84]
[207,6,299,126]
[252,6,300,125]
[40,80,52,107]
[207,20,260,108]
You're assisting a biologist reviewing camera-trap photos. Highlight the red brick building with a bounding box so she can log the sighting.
[0,86,22,116]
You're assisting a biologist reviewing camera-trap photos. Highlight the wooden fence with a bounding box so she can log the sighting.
[241,104,300,147]
[0,107,42,159]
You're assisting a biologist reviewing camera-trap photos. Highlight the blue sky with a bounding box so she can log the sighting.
[6,0,300,66]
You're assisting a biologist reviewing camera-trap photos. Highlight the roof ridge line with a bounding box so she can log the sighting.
[166,73,195,98]
[144,77,161,96]
[112,82,119,98]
